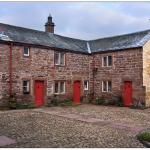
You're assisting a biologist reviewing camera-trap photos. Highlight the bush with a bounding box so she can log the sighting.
[130,99,146,109]
[112,96,124,107]
[8,94,17,109]
[16,102,36,109]
[137,132,150,142]
[95,97,105,105]
[50,96,59,106]
[28,102,36,109]
[60,99,73,106]
[16,103,29,109]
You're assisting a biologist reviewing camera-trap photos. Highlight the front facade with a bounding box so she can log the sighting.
[1,15,150,107]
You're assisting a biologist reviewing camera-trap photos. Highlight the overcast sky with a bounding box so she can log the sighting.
[0,2,150,40]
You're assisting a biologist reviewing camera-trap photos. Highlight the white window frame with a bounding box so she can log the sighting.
[102,81,112,92]
[54,52,65,66]
[23,47,30,57]
[84,80,89,91]
[23,80,30,94]
[102,56,112,67]
[54,81,65,94]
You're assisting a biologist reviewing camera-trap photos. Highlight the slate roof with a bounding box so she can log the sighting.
[89,30,150,53]
[0,23,150,54]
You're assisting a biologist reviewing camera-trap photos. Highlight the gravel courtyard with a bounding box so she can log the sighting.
[0,104,149,148]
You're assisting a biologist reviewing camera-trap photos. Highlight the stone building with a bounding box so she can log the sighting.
[1,15,150,107]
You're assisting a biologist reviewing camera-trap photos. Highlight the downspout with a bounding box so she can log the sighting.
[92,54,95,100]
[9,42,13,96]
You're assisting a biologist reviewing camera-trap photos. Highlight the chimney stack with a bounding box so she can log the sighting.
[45,14,55,33]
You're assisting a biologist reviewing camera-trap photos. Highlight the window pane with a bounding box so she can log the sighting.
[54,53,59,65]
[60,82,65,93]
[24,47,29,56]
[103,81,107,92]
[60,53,65,65]
[55,82,59,93]
[108,81,112,91]
[23,81,27,87]
[84,81,88,90]
[23,81,30,94]
[103,57,107,66]
[108,56,112,66]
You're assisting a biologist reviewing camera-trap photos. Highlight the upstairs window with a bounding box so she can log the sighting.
[54,52,65,66]
[54,81,65,94]
[84,80,89,90]
[102,56,112,67]
[23,47,30,57]
[23,80,30,94]
[102,81,112,92]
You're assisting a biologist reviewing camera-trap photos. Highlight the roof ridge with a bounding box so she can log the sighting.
[54,33,87,42]
[1,22,150,42]
[0,23,47,34]
[89,29,150,42]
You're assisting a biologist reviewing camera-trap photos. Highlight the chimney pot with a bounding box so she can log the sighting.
[45,14,55,33]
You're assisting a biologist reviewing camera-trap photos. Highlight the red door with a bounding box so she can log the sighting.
[123,81,132,106]
[73,81,80,104]
[35,81,44,107]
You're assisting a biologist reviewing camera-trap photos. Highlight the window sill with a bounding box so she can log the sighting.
[54,93,66,95]
[84,89,89,91]
[23,55,30,58]
[102,91,112,93]
[55,64,65,67]
[102,66,112,68]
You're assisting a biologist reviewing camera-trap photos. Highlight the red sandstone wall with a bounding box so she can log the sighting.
[91,48,145,104]
[0,43,91,105]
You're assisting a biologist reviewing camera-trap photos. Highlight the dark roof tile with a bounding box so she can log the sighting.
[0,23,150,53]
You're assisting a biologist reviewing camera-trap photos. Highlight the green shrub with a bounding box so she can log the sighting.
[130,105,146,110]
[8,94,17,109]
[113,96,124,107]
[130,99,146,109]
[95,97,105,105]
[16,103,28,109]
[51,96,59,106]
[16,102,36,109]
[60,99,72,106]
[28,102,36,109]
[137,132,150,142]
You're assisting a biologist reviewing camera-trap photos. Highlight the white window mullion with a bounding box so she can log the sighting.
[63,82,65,93]
[58,53,60,65]
[107,56,108,67]
[59,82,60,93]
[107,81,108,92]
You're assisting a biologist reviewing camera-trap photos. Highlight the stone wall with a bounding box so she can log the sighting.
[143,40,150,107]
[0,42,148,107]
[0,43,91,106]
[0,43,10,106]
[91,48,145,105]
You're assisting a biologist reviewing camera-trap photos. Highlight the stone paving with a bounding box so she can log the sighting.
[0,104,149,148]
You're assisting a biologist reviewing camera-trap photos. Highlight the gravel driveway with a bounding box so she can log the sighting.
[0,104,149,148]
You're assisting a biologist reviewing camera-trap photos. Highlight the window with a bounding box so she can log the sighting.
[23,80,30,94]
[108,81,112,92]
[108,56,112,66]
[102,56,112,67]
[54,52,65,66]
[102,81,112,92]
[54,81,65,94]
[84,80,89,90]
[23,47,29,56]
